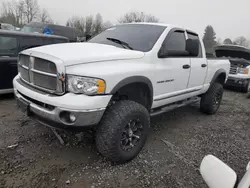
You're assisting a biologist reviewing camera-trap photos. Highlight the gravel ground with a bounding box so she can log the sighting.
[0,89,249,188]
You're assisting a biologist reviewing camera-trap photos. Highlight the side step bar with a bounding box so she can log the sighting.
[150,97,200,116]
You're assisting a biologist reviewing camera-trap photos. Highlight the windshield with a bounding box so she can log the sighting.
[88,24,166,52]
[21,25,43,33]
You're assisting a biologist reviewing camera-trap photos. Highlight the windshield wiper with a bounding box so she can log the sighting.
[106,37,133,50]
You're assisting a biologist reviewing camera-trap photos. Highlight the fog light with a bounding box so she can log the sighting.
[59,111,77,124]
[69,113,76,122]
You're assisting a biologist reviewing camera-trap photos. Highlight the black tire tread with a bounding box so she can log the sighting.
[242,81,250,93]
[200,82,223,114]
[96,100,150,163]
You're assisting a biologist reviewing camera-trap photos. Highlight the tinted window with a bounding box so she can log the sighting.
[0,36,18,56]
[21,25,44,33]
[89,24,166,52]
[20,37,43,51]
[164,31,186,51]
[53,38,68,44]
[187,33,202,57]
[42,38,54,45]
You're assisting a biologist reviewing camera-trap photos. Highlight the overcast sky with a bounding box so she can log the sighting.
[11,0,250,40]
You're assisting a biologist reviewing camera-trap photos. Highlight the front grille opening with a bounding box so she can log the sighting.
[18,91,55,111]
[34,58,57,74]
[33,73,57,90]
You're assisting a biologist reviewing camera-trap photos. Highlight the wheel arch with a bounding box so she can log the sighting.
[110,76,153,110]
[210,69,227,86]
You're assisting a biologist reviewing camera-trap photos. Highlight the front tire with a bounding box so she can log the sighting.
[242,80,250,93]
[96,100,150,163]
[200,82,224,114]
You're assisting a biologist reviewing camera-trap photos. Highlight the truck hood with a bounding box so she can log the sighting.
[215,45,250,61]
[22,43,145,66]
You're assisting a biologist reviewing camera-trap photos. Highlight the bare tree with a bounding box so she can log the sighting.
[39,8,53,23]
[119,11,159,23]
[23,0,39,23]
[66,16,85,36]
[223,38,233,44]
[216,38,222,45]
[0,1,17,25]
[85,15,94,36]
[66,13,110,37]
[103,21,113,30]
[93,13,103,35]
[233,36,250,48]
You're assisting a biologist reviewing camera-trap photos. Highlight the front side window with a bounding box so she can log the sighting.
[88,24,166,52]
[164,31,186,51]
[0,36,18,56]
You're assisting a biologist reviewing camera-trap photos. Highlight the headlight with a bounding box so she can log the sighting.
[66,75,105,95]
[238,68,249,74]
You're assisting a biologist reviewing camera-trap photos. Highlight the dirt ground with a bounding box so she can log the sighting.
[0,89,249,188]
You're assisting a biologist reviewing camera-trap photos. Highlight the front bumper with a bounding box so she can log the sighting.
[225,76,249,88]
[13,76,112,128]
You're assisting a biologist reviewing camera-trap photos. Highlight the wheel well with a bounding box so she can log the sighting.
[215,73,226,85]
[111,83,152,110]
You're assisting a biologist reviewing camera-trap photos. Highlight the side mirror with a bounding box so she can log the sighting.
[186,39,199,57]
[200,155,237,188]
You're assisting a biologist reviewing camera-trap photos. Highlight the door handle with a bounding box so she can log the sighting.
[201,64,207,68]
[183,64,190,69]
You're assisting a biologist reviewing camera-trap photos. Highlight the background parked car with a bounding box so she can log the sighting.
[0,30,69,94]
[0,23,16,31]
[214,45,250,93]
[21,22,82,42]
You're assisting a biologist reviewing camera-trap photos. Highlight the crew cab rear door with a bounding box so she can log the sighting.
[154,29,191,105]
[187,31,207,89]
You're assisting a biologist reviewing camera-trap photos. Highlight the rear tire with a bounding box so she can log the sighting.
[96,100,150,163]
[200,82,223,114]
[242,81,250,93]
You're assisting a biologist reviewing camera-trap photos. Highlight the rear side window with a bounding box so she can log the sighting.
[20,37,43,51]
[187,33,202,58]
[164,31,186,51]
[0,36,18,56]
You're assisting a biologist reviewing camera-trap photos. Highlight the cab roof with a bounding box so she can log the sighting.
[117,22,198,36]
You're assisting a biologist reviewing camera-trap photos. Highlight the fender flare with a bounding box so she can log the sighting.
[110,76,154,106]
[210,69,227,85]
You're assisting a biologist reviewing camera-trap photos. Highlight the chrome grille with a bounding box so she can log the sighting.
[18,54,63,94]
[33,72,57,90]
[33,58,57,74]
[229,64,238,74]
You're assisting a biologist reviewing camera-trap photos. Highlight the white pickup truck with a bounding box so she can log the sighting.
[13,23,230,163]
